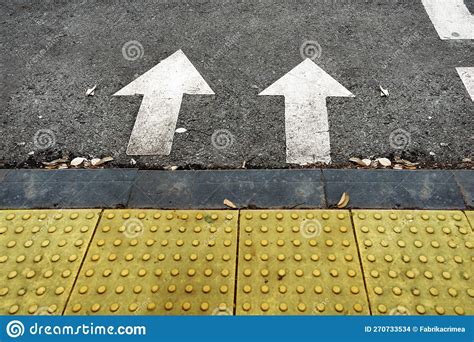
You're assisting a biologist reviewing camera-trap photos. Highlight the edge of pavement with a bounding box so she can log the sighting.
[0,168,471,210]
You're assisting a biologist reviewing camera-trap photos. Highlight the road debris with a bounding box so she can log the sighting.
[42,156,114,169]
[394,157,419,170]
[350,156,421,170]
[42,158,69,167]
[86,85,97,96]
[361,158,372,166]
[92,156,114,166]
[90,158,101,166]
[349,157,366,166]
[70,157,85,166]
[223,198,237,208]
[380,85,389,97]
[349,157,373,167]
[336,192,350,208]
[377,157,391,167]
[175,127,187,133]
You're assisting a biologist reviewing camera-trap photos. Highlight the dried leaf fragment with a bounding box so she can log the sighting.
[349,157,371,167]
[223,198,237,209]
[93,156,114,166]
[42,158,69,166]
[86,85,97,96]
[90,158,101,166]
[377,158,391,167]
[336,192,350,209]
[361,159,372,166]
[394,157,419,167]
[349,157,366,166]
[70,157,85,166]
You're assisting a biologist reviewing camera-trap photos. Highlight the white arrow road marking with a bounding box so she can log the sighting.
[114,49,214,155]
[421,0,474,39]
[457,67,474,101]
[259,59,354,165]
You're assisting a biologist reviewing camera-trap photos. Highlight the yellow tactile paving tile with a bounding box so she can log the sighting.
[464,211,474,231]
[0,210,101,315]
[65,210,238,315]
[352,210,474,316]
[236,210,370,315]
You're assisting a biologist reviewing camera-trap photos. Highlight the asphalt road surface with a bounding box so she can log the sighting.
[1,0,473,169]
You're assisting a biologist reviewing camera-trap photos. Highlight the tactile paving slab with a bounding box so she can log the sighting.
[464,211,474,231]
[0,210,101,315]
[66,210,238,315]
[353,210,474,315]
[236,210,370,315]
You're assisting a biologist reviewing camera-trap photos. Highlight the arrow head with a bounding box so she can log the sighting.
[259,59,354,98]
[114,49,214,97]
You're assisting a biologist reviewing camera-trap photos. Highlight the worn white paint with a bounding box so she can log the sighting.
[457,67,474,101]
[422,0,474,39]
[259,59,354,165]
[114,50,214,155]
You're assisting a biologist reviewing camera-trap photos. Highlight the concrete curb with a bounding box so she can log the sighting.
[0,169,471,209]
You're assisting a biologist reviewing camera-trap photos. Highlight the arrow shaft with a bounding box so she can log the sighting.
[422,0,474,39]
[126,94,183,155]
[284,98,331,165]
[457,67,474,101]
